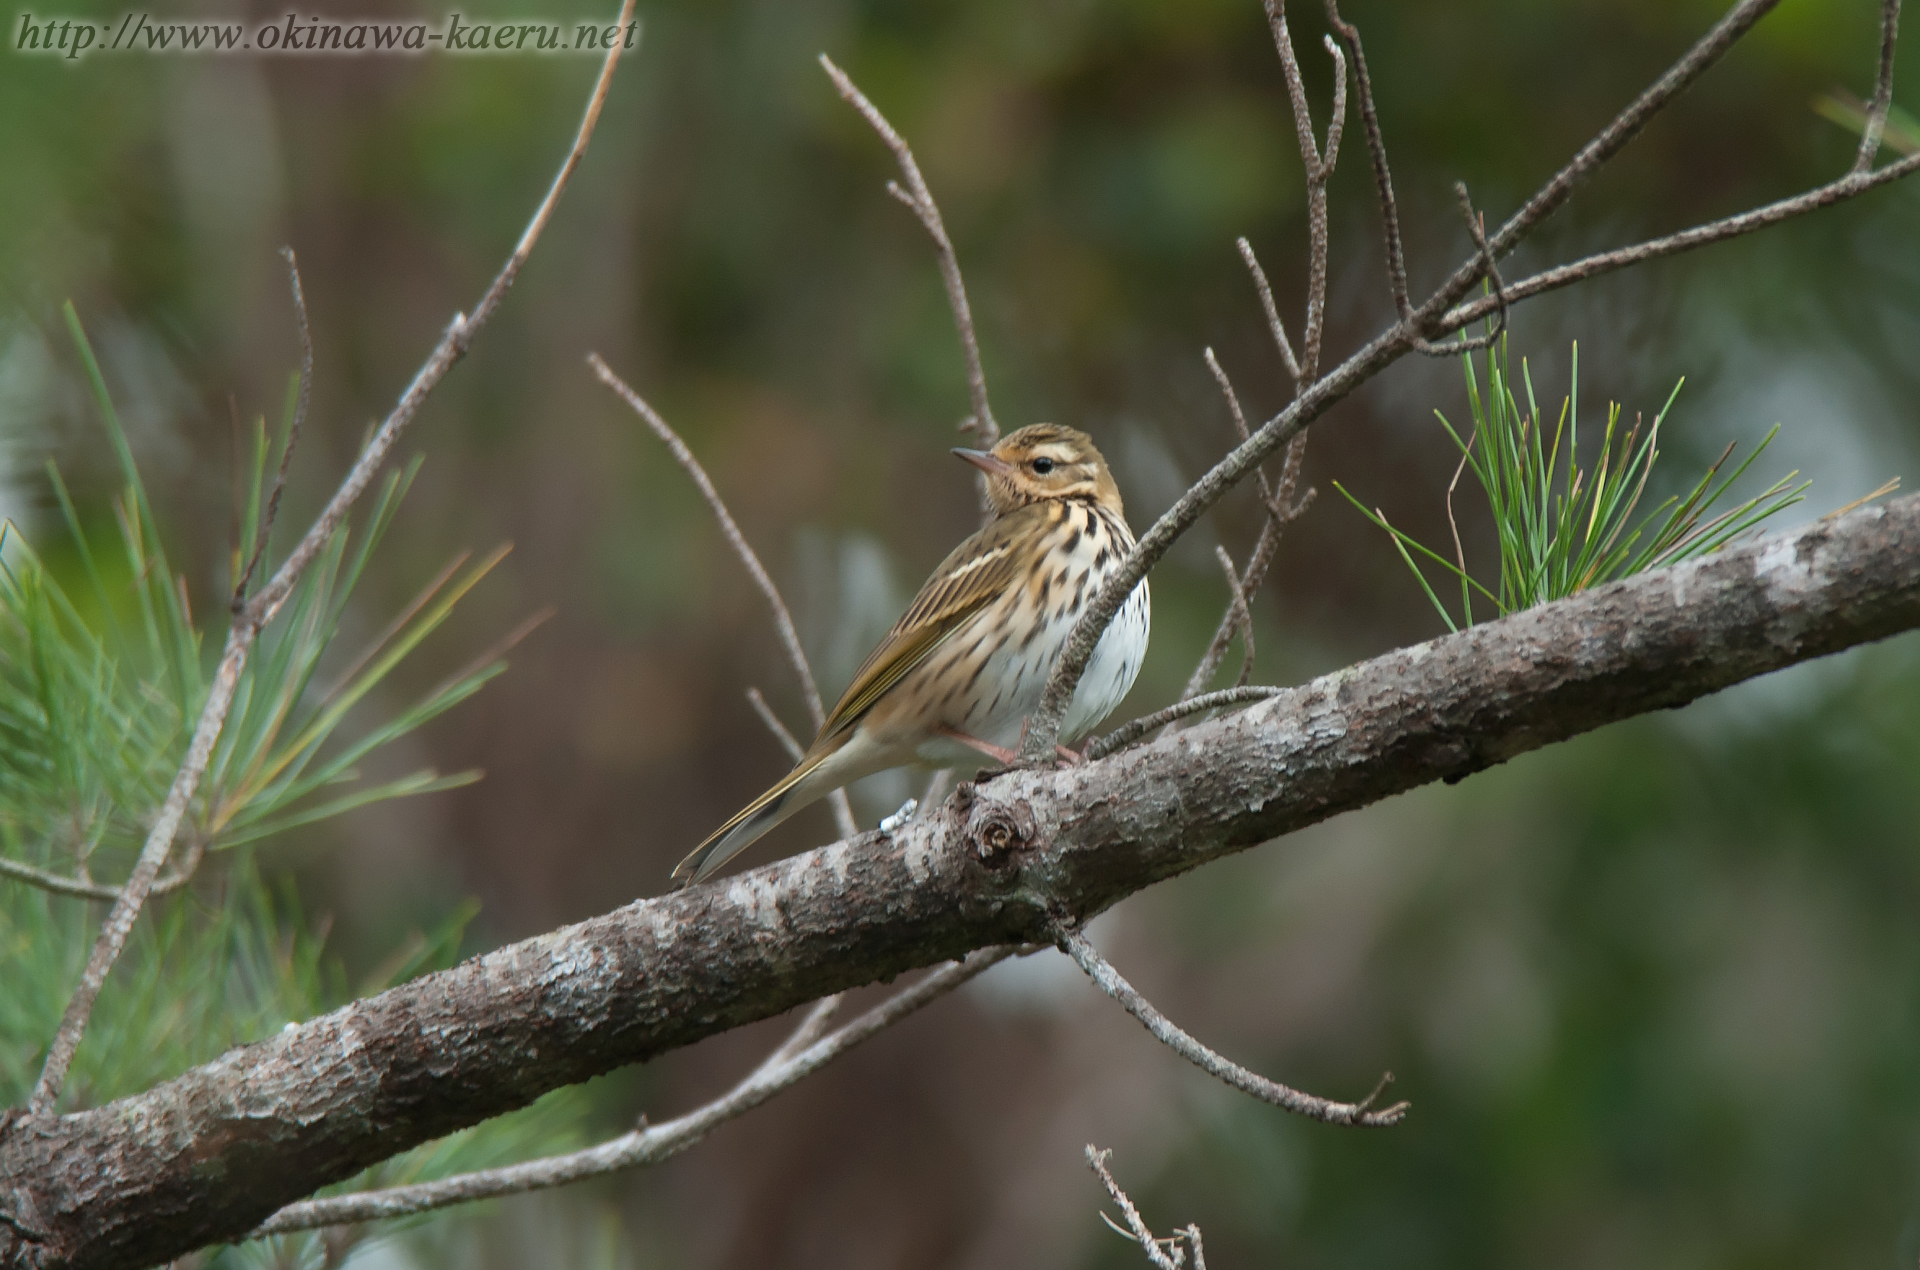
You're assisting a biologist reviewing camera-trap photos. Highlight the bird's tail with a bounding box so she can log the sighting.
[671,748,837,888]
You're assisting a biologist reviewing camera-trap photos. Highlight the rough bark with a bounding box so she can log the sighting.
[3,493,1918,1269]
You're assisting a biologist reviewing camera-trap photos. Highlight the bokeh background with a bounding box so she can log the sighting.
[5,0,1920,1265]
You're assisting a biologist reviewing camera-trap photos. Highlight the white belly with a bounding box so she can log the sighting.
[912,550,1151,766]
[1061,576,1151,740]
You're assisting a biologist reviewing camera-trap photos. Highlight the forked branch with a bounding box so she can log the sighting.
[1086,1146,1208,1270]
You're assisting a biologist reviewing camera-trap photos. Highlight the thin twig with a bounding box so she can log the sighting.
[588,358,824,729]
[1443,146,1920,331]
[917,768,952,821]
[588,355,857,840]
[1180,347,1313,702]
[1410,181,1508,357]
[819,54,997,452]
[1323,0,1413,319]
[1203,348,1277,512]
[1086,1146,1195,1270]
[1855,0,1905,173]
[1213,547,1256,688]
[1180,1224,1208,1270]
[1055,925,1408,1127]
[0,855,196,903]
[26,0,638,1118]
[252,947,1019,1234]
[762,992,845,1068]
[234,248,315,610]
[746,687,806,762]
[1083,686,1280,763]
[1234,239,1302,384]
[1266,3,1349,378]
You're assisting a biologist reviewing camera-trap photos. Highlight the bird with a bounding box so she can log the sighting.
[672,423,1151,887]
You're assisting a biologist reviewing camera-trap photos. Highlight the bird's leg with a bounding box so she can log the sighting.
[934,724,1020,766]
[1054,744,1085,766]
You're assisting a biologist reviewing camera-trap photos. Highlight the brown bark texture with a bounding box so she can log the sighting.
[2,492,1918,1270]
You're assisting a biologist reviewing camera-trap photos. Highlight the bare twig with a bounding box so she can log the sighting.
[1442,147,1920,331]
[917,768,952,821]
[1234,238,1302,384]
[1179,347,1313,702]
[746,687,806,762]
[1323,0,1413,319]
[1086,1146,1200,1270]
[1055,925,1408,1127]
[820,54,998,452]
[252,947,1018,1234]
[590,358,824,729]
[761,992,844,1068]
[1083,686,1281,762]
[1266,3,1349,377]
[1855,0,1904,172]
[0,855,196,904]
[1022,0,1916,763]
[1180,1224,1209,1270]
[27,0,638,1118]
[234,248,315,610]
[1203,348,1276,513]
[1213,547,1257,687]
[588,354,858,840]
[1410,181,1508,357]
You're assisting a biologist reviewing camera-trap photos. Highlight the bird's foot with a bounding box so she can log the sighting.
[935,724,1020,766]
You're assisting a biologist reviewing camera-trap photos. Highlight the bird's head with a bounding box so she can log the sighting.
[952,424,1124,518]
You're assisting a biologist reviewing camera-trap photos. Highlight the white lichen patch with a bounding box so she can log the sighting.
[1755,534,1827,600]
[725,871,790,932]
[638,902,682,949]
[902,828,937,884]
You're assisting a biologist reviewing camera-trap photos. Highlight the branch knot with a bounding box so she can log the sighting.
[952,784,1037,866]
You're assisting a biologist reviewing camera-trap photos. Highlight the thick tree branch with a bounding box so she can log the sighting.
[5,494,1918,1268]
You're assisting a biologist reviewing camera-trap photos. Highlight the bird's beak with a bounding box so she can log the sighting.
[952,447,1016,478]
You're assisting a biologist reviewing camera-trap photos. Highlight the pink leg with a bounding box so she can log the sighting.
[934,724,1020,766]
[1055,744,1085,766]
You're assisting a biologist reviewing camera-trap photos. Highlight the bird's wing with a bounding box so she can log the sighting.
[812,504,1046,746]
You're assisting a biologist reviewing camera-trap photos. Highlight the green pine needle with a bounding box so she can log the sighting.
[1341,334,1812,631]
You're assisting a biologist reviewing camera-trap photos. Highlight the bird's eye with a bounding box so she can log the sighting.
[1031,457,1056,475]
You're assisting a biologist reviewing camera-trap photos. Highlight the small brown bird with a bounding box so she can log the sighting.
[672,423,1151,886]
